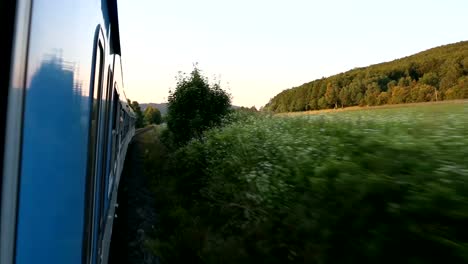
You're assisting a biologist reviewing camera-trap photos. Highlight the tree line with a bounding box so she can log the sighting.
[264,41,468,113]
[127,99,162,128]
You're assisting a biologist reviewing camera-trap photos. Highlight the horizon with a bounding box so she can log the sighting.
[119,0,468,108]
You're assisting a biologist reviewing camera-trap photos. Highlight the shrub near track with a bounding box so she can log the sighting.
[149,103,468,264]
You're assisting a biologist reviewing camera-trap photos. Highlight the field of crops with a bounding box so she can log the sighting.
[149,102,468,263]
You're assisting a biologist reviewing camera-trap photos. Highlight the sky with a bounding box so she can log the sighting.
[118,0,468,108]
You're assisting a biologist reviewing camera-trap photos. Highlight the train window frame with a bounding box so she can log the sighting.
[109,85,119,194]
[97,66,113,238]
[120,108,124,145]
[0,0,17,190]
[1,0,32,262]
[112,88,119,162]
[83,26,105,264]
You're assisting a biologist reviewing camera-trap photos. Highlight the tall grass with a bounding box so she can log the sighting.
[148,103,468,263]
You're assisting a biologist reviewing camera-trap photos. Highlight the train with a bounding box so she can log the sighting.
[1,0,135,263]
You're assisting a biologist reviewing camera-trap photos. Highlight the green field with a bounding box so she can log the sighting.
[149,101,468,263]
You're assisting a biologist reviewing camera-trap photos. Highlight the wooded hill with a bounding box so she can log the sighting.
[264,41,468,113]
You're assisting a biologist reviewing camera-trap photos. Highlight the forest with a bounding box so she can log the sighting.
[264,41,468,113]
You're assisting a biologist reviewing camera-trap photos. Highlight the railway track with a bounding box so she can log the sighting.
[133,126,154,138]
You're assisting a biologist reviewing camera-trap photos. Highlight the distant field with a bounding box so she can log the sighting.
[150,101,468,263]
[277,99,468,117]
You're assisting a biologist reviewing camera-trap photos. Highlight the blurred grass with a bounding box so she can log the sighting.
[146,102,468,263]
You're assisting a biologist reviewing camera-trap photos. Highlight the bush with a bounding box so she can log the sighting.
[144,106,162,125]
[128,100,145,128]
[166,66,231,145]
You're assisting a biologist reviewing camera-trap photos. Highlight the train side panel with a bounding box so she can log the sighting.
[12,0,131,263]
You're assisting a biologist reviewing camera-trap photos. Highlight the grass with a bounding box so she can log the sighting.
[277,99,468,117]
[146,102,468,263]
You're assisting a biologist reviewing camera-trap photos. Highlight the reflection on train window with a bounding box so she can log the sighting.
[88,42,104,181]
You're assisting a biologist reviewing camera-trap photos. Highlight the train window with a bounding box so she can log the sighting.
[84,35,104,264]
[97,67,113,236]
[120,108,124,144]
[117,105,122,146]
[111,88,119,174]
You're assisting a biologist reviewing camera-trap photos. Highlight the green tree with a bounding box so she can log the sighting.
[249,106,258,112]
[339,86,351,107]
[377,91,389,105]
[144,106,162,125]
[440,60,463,91]
[166,66,231,144]
[317,97,328,109]
[410,84,436,102]
[389,86,409,104]
[387,80,397,90]
[445,76,468,100]
[364,82,381,106]
[325,82,339,108]
[398,76,412,87]
[128,99,144,128]
[348,79,364,105]
[419,72,439,87]
[462,57,468,73]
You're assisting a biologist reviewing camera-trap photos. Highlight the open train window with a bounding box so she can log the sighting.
[84,29,105,264]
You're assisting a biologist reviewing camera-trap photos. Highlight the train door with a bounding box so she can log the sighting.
[84,28,108,264]
[95,66,113,261]
[84,35,103,264]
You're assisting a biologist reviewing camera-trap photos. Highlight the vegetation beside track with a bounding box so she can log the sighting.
[144,102,468,263]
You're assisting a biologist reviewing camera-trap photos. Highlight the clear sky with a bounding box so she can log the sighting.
[118,0,467,108]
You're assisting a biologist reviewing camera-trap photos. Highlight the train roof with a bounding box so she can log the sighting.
[107,0,135,118]
[107,0,121,55]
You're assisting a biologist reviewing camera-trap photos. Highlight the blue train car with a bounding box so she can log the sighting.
[0,0,135,263]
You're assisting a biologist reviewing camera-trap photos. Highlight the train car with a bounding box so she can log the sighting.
[0,0,135,263]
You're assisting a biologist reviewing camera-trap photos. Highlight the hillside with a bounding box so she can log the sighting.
[140,103,168,115]
[264,41,468,113]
